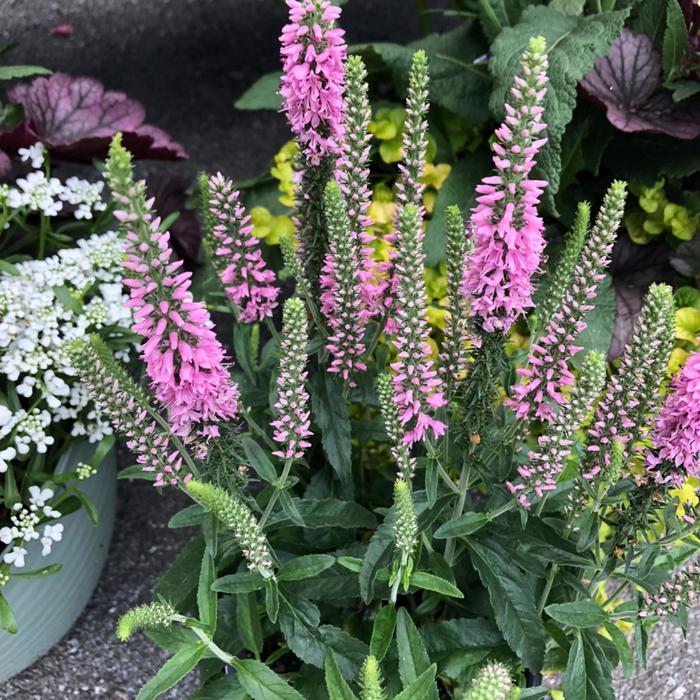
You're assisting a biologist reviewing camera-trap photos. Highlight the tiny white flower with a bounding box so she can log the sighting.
[0,446,15,473]
[42,505,62,519]
[3,546,27,568]
[28,485,54,509]
[0,526,17,544]
[18,142,45,169]
[40,522,63,555]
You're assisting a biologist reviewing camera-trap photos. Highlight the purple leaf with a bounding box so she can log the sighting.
[579,28,700,140]
[5,73,187,162]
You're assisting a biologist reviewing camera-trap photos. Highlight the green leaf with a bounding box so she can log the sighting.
[212,570,265,594]
[0,259,20,276]
[489,5,629,205]
[369,605,397,661]
[393,664,438,700]
[237,591,263,656]
[545,600,607,629]
[0,65,51,80]
[187,675,247,699]
[53,284,83,313]
[279,554,336,582]
[265,579,280,623]
[396,608,438,700]
[324,650,359,700]
[424,149,492,266]
[136,643,206,700]
[572,276,614,367]
[197,551,217,628]
[549,0,585,16]
[603,621,633,678]
[272,498,376,529]
[234,71,283,111]
[409,571,464,599]
[311,373,353,496]
[0,592,17,634]
[74,488,99,526]
[9,563,62,579]
[421,617,504,655]
[241,437,278,483]
[359,521,394,604]
[279,489,306,527]
[118,464,157,481]
[169,504,204,528]
[671,79,700,102]
[358,24,490,125]
[231,658,305,700]
[156,537,205,609]
[562,630,615,700]
[433,512,489,539]
[662,0,690,82]
[466,538,546,670]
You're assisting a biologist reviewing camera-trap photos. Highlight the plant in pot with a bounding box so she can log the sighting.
[0,66,187,679]
[68,3,700,697]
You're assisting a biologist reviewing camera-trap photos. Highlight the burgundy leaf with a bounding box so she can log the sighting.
[6,73,187,162]
[0,150,11,178]
[580,28,700,140]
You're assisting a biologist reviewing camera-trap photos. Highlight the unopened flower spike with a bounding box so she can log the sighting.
[396,49,430,211]
[440,205,473,389]
[646,345,700,487]
[67,336,193,488]
[116,600,175,642]
[639,560,700,620]
[319,181,368,386]
[585,283,675,480]
[271,297,313,460]
[462,36,549,334]
[376,374,417,481]
[205,172,279,323]
[536,201,591,331]
[507,181,627,423]
[508,350,606,508]
[106,135,240,454]
[463,661,514,700]
[185,479,274,578]
[337,55,387,319]
[390,204,447,445]
[359,655,386,700]
[390,478,418,603]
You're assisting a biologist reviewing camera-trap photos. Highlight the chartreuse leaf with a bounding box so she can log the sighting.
[136,642,206,700]
[311,373,353,496]
[466,539,546,670]
[231,657,305,699]
[324,650,359,700]
[370,605,397,661]
[241,437,278,483]
[396,608,439,700]
[545,600,607,629]
[393,663,438,700]
[489,5,629,204]
[279,554,336,582]
[562,630,615,700]
[0,65,51,80]
[433,512,489,539]
[0,592,17,634]
[410,571,464,599]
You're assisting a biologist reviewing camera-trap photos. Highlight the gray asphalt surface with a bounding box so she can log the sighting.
[0,0,696,697]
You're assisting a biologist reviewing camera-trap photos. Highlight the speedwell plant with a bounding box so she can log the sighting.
[67,3,700,698]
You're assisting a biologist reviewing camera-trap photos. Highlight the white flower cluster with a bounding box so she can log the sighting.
[0,231,132,452]
[3,143,108,220]
[0,486,64,571]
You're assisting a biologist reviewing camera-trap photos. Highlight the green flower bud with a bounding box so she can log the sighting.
[463,662,513,700]
[360,655,386,700]
[393,479,418,568]
[116,601,175,642]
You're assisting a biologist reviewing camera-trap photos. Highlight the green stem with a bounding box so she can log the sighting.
[487,500,516,522]
[259,458,294,528]
[264,316,281,347]
[415,0,430,35]
[175,616,235,665]
[601,580,628,609]
[38,215,49,258]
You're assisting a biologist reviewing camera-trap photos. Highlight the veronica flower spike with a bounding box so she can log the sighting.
[462,36,549,334]
[271,297,313,460]
[203,173,279,323]
[390,204,447,445]
[507,181,627,423]
[320,181,367,386]
[106,135,240,454]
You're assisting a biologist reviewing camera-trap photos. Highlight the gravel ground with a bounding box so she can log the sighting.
[0,0,697,697]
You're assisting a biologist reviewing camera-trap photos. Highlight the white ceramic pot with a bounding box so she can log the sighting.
[0,440,117,681]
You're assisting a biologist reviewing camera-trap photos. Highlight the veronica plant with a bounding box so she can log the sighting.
[71,8,700,699]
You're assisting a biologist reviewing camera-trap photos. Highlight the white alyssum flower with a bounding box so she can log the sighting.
[7,170,64,216]
[0,446,15,473]
[41,523,64,555]
[18,142,46,169]
[59,176,107,220]
[0,231,133,448]
[3,546,27,568]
